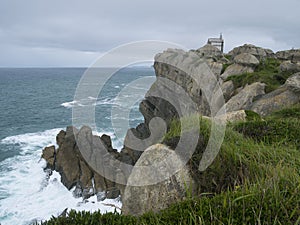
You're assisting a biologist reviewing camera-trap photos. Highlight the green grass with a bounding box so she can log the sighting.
[226,58,293,93]
[40,106,300,225]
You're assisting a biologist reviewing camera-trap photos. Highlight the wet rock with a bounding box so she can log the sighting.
[41,145,56,170]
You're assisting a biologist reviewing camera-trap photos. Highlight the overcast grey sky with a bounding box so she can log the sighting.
[0,0,299,67]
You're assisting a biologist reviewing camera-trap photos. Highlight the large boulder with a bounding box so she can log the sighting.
[285,72,300,93]
[228,44,275,60]
[221,64,254,80]
[250,73,300,116]
[122,144,195,216]
[233,53,260,67]
[225,82,266,112]
[250,87,300,116]
[195,44,223,58]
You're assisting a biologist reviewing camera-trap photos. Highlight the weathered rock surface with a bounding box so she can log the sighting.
[285,72,300,93]
[225,82,266,112]
[233,53,260,67]
[221,64,254,80]
[221,80,235,102]
[250,87,300,116]
[42,126,122,200]
[276,49,300,62]
[279,61,300,73]
[250,73,300,116]
[228,44,275,59]
[195,44,223,58]
[41,145,56,170]
[122,144,195,216]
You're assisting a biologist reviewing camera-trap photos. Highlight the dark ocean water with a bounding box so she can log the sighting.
[0,67,155,225]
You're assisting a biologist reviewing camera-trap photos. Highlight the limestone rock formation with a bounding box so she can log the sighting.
[122,144,195,216]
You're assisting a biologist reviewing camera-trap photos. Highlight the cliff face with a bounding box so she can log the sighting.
[42,43,300,215]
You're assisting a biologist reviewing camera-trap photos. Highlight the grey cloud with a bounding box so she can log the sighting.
[0,0,299,66]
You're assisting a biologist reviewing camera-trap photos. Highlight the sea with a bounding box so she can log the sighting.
[0,67,155,225]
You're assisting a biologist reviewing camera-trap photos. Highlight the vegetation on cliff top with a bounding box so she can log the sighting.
[226,58,294,93]
[40,105,300,225]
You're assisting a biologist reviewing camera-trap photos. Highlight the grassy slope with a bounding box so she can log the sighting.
[41,105,300,225]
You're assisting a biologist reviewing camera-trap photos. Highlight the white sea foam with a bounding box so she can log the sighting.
[61,100,78,108]
[0,129,121,225]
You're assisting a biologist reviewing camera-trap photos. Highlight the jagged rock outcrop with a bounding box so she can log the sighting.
[228,44,275,59]
[122,144,196,216]
[42,126,122,200]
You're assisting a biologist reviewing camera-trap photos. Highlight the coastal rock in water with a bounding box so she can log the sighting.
[122,144,195,216]
[55,127,80,190]
[233,53,260,67]
[225,82,266,112]
[41,125,121,200]
[41,145,56,170]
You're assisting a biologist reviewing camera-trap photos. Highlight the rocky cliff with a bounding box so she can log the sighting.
[42,43,300,215]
